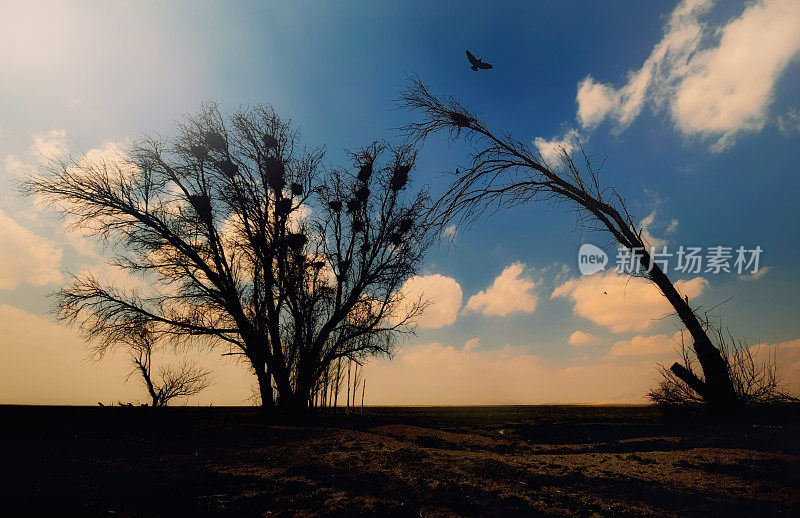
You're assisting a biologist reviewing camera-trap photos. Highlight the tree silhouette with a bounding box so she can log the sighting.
[127,327,212,407]
[401,77,738,409]
[25,104,431,412]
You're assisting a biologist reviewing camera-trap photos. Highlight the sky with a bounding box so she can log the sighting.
[2,0,800,405]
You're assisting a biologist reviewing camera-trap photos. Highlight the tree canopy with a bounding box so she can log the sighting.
[26,104,433,411]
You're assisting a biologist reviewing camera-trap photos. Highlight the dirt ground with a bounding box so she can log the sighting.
[1,405,799,516]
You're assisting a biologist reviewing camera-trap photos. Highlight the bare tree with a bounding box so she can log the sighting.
[24,104,432,413]
[127,329,212,407]
[400,77,738,409]
[648,315,798,407]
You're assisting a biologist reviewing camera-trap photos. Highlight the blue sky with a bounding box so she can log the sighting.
[2,0,800,404]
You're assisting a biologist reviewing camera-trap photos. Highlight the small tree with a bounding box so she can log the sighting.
[401,78,738,409]
[127,329,212,407]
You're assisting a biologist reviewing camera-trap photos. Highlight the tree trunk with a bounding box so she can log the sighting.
[321,367,329,412]
[255,363,274,410]
[646,258,738,409]
[346,361,351,414]
[361,379,365,414]
[670,362,707,399]
[333,358,341,412]
[351,364,358,408]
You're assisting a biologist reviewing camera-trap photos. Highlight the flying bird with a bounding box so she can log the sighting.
[466,50,492,71]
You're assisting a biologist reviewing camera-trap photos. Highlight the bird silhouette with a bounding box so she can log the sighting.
[466,50,492,71]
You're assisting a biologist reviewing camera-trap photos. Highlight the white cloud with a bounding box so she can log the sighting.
[576,0,800,151]
[56,142,139,254]
[398,274,462,328]
[1,129,64,224]
[777,107,800,137]
[465,262,537,317]
[30,129,67,158]
[533,128,585,164]
[552,270,707,333]
[665,218,680,235]
[464,337,480,352]
[609,331,684,356]
[68,141,137,180]
[640,211,669,249]
[673,0,800,150]
[576,79,621,129]
[442,224,457,241]
[3,154,26,176]
[77,260,147,293]
[568,330,602,347]
[3,129,69,179]
[65,227,101,258]
[287,202,311,232]
[739,265,771,281]
[0,208,62,290]
[577,0,713,130]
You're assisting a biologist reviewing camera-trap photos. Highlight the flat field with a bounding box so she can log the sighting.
[1,405,798,516]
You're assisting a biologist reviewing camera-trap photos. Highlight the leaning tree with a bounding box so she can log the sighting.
[401,78,739,409]
[26,104,431,412]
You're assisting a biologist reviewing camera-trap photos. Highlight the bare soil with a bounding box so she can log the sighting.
[1,405,799,516]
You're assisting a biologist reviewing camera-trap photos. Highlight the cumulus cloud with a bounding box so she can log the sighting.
[577,0,712,129]
[3,128,69,179]
[465,262,537,317]
[552,271,707,333]
[609,331,684,356]
[576,80,622,129]
[361,340,674,405]
[397,274,463,328]
[576,0,800,151]
[56,142,139,252]
[568,330,602,347]
[0,208,62,290]
[30,129,68,158]
[68,141,137,180]
[3,154,26,176]
[533,128,585,164]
